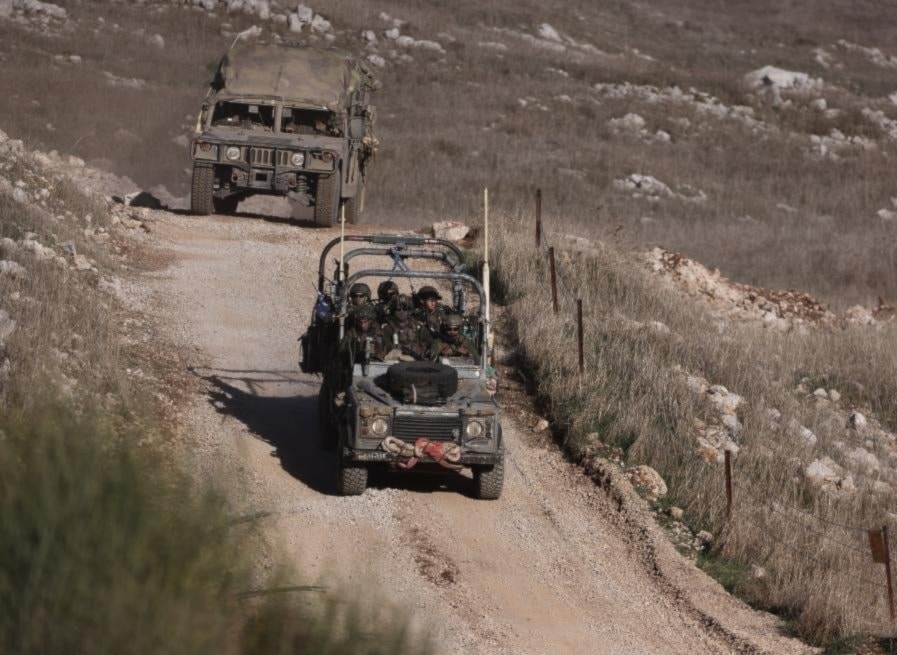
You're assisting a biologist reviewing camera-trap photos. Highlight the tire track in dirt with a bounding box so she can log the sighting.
[126,209,812,655]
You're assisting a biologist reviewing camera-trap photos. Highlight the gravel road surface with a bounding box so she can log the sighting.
[128,208,812,655]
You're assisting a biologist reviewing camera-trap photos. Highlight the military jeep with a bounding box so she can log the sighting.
[300,236,504,500]
[190,43,377,225]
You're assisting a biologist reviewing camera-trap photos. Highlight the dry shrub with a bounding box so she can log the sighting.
[493,211,897,643]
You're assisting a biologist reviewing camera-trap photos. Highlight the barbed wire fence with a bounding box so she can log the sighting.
[512,187,897,630]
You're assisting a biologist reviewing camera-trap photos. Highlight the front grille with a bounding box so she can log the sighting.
[277,150,291,167]
[249,147,274,167]
[392,414,461,441]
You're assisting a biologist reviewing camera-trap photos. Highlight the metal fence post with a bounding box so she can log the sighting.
[724,449,733,520]
[548,247,558,314]
[535,188,542,248]
[577,299,584,373]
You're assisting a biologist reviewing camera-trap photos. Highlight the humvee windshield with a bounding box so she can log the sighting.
[211,101,275,131]
[281,107,338,135]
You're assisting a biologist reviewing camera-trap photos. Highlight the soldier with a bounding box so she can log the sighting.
[427,313,480,361]
[382,294,431,360]
[329,304,384,391]
[414,285,446,337]
[376,280,399,322]
[340,304,384,363]
[348,282,372,308]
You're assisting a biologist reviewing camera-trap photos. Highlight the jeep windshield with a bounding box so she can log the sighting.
[210,101,275,131]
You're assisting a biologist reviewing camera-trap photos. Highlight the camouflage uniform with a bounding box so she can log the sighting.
[382,295,431,359]
[376,280,399,323]
[426,314,480,361]
[413,285,446,338]
[330,305,384,389]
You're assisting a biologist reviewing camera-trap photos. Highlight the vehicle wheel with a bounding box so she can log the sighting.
[344,178,363,224]
[473,451,505,500]
[190,164,214,215]
[213,193,241,215]
[313,172,340,227]
[385,361,459,405]
[317,386,338,450]
[337,460,368,496]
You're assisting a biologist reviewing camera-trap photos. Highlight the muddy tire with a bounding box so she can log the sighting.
[191,164,214,215]
[337,460,368,496]
[473,451,505,500]
[313,172,340,227]
[344,178,363,224]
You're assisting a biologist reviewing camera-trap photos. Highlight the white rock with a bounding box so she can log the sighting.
[11,187,27,204]
[533,418,549,433]
[13,0,66,18]
[625,465,668,500]
[846,446,879,471]
[805,457,840,484]
[395,35,415,48]
[384,27,399,40]
[0,309,15,341]
[537,23,562,43]
[849,411,867,430]
[0,260,26,279]
[829,389,841,403]
[287,12,303,32]
[361,30,377,44]
[432,221,470,242]
[295,4,313,23]
[812,387,828,399]
[744,65,822,93]
[366,54,385,68]
[310,14,330,33]
[696,530,713,545]
[150,34,165,48]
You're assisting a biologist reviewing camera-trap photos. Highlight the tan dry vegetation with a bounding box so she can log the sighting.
[492,211,897,642]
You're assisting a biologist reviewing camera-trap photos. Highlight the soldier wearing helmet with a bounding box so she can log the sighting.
[376,280,400,322]
[348,282,372,308]
[382,294,431,360]
[339,303,384,364]
[413,285,446,337]
[427,313,479,361]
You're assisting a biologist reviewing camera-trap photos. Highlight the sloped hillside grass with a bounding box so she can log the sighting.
[492,212,897,645]
[0,142,429,655]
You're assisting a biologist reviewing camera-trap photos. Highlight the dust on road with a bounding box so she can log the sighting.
[129,209,811,655]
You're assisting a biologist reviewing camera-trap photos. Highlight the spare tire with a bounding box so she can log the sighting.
[386,361,458,405]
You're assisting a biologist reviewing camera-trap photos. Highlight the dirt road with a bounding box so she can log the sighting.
[131,209,811,655]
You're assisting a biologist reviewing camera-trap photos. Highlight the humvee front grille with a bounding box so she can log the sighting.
[249,147,274,167]
[392,414,461,442]
[277,150,291,167]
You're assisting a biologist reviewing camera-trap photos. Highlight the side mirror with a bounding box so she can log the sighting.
[348,116,366,140]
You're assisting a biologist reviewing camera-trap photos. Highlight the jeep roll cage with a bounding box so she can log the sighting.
[317,234,466,291]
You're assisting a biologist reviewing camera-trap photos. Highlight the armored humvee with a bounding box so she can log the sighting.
[190,43,378,225]
[300,235,504,500]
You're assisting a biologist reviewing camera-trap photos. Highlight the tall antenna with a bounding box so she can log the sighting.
[482,188,493,353]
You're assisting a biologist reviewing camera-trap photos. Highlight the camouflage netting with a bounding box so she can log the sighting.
[214,43,374,111]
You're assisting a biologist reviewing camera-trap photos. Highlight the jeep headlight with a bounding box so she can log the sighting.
[465,420,484,438]
[290,152,305,167]
[371,418,389,437]
[225,146,241,161]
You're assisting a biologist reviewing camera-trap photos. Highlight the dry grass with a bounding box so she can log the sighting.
[492,210,897,643]
[0,137,430,655]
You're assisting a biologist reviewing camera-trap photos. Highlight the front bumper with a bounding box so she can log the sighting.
[344,448,500,466]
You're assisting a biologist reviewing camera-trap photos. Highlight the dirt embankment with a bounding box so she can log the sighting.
[114,205,811,655]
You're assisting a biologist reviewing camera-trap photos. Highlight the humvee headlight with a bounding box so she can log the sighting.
[225,146,241,161]
[290,152,305,167]
[371,418,389,437]
[465,420,484,438]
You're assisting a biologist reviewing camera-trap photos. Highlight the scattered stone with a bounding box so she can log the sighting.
[533,418,549,433]
[432,221,470,242]
[849,411,867,431]
[751,564,767,579]
[696,530,713,545]
[625,464,668,500]
[668,506,684,520]
[829,389,841,403]
[0,260,26,279]
[812,387,828,399]
[0,309,15,342]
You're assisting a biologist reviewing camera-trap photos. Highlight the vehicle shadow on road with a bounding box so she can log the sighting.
[191,367,338,495]
[166,208,326,229]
